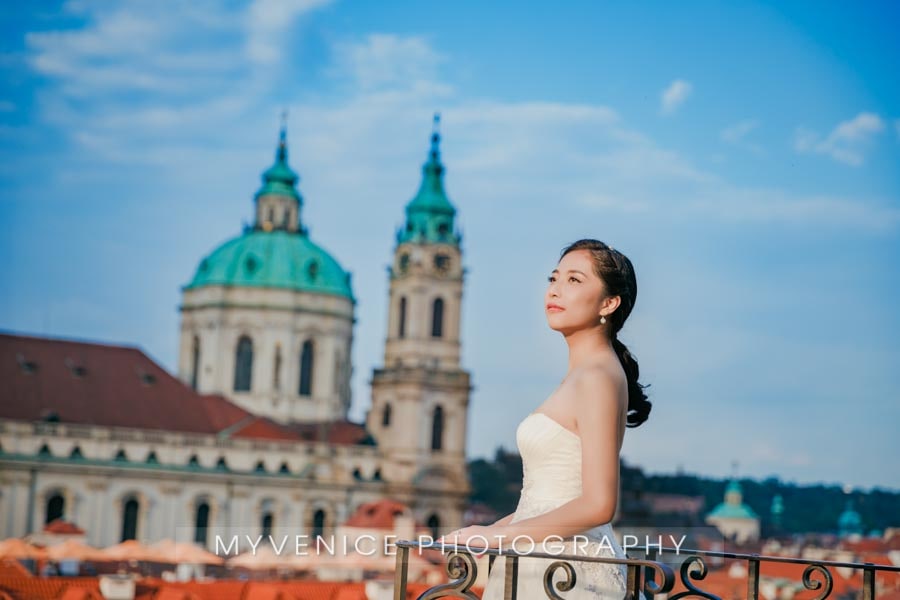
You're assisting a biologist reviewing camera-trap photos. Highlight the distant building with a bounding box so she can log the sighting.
[0,116,472,550]
[837,498,864,538]
[705,478,760,544]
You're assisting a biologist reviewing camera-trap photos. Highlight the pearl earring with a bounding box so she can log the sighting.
[600,315,607,324]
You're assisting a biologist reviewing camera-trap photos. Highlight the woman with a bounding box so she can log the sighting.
[439,239,652,599]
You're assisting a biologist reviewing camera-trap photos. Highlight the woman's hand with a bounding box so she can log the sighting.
[437,525,506,550]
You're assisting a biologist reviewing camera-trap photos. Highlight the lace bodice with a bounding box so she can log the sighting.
[479,412,640,599]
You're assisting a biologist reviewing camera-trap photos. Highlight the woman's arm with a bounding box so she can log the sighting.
[491,512,516,527]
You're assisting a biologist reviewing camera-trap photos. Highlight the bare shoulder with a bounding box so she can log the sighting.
[571,364,626,412]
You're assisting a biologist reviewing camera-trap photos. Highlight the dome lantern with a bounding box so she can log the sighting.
[254,114,304,234]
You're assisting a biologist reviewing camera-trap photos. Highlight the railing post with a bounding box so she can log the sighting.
[393,544,409,600]
[626,560,641,600]
[862,563,875,600]
[747,555,760,600]
[503,554,518,600]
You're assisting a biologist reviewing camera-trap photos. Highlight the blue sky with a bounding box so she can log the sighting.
[2,1,898,492]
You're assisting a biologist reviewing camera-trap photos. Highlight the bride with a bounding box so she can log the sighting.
[438,239,652,599]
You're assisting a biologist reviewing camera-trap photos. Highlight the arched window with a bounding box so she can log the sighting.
[194,501,210,546]
[333,350,341,394]
[431,405,444,451]
[233,336,253,392]
[312,509,326,540]
[190,336,200,390]
[273,344,282,391]
[426,514,441,540]
[298,339,314,396]
[382,403,392,427]
[121,497,139,542]
[45,493,65,524]
[398,297,407,338]
[261,513,273,538]
[431,298,444,337]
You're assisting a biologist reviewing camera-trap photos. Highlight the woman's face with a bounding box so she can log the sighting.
[545,249,615,333]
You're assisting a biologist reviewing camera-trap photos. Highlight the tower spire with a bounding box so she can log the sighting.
[396,113,458,245]
[276,108,289,163]
[428,112,442,171]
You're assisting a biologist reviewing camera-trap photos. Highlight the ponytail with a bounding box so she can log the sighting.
[612,336,651,428]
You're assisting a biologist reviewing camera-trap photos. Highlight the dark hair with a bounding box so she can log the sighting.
[560,239,652,428]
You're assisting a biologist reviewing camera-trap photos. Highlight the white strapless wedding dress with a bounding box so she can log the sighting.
[480,412,641,599]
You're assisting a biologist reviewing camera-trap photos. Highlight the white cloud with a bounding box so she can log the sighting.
[660,79,692,115]
[721,119,758,143]
[793,112,885,166]
[26,4,244,98]
[721,120,764,157]
[330,33,448,93]
[720,119,765,156]
[25,0,331,101]
[246,0,333,64]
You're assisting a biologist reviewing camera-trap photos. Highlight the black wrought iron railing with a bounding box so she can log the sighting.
[392,540,900,599]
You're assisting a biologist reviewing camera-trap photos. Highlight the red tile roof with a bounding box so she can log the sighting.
[284,420,372,445]
[44,519,85,535]
[57,588,103,600]
[0,576,101,600]
[0,578,377,600]
[152,587,203,600]
[840,537,890,553]
[0,332,367,443]
[0,559,31,579]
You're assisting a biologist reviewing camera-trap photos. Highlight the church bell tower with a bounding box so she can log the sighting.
[367,115,472,528]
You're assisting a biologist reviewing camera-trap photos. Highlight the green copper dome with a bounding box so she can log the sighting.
[707,502,759,520]
[185,230,354,300]
[185,124,353,301]
[707,477,759,520]
[397,114,461,246]
[838,499,863,535]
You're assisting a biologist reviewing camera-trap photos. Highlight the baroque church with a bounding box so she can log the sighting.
[0,116,472,550]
